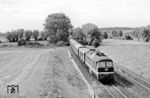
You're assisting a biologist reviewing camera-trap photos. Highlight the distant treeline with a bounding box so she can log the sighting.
[127,26,150,42]
[3,12,150,47]
[104,25,150,42]
[100,27,134,31]
[6,29,49,42]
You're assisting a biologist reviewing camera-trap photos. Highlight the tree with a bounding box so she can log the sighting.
[124,34,133,40]
[118,30,123,37]
[39,31,49,40]
[103,32,108,39]
[139,28,150,42]
[44,13,72,43]
[56,29,68,41]
[25,30,32,41]
[131,30,140,40]
[81,23,101,45]
[33,30,39,41]
[12,30,19,42]
[17,29,24,40]
[6,30,19,42]
[89,27,101,38]
[81,23,98,36]
[6,32,12,42]
[112,30,118,37]
[72,27,85,41]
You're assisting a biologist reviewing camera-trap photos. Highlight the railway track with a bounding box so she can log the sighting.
[92,74,128,98]
[114,64,150,98]
[115,63,150,90]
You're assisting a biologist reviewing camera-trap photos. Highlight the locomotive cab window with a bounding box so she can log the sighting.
[98,62,105,68]
[106,61,113,67]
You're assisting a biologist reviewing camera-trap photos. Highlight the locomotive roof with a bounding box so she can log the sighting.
[86,50,112,62]
[94,56,112,62]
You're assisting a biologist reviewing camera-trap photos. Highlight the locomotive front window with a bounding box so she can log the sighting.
[106,62,113,67]
[99,62,105,68]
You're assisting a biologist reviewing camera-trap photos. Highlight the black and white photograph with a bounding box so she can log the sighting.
[0,0,150,98]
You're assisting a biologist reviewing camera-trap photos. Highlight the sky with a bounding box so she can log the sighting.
[0,0,150,32]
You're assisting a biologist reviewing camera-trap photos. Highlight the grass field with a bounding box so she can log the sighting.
[98,39,150,81]
[0,42,89,98]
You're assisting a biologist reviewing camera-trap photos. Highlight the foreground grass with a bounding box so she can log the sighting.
[38,47,90,98]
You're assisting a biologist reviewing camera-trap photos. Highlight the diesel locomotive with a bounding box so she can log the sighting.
[70,39,114,81]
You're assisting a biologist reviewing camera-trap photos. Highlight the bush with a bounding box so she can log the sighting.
[103,32,108,39]
[92,38,100,47]
[25,41,44,48]
[38,37,43,41]
[145,38,150,42]
[56,41,65,46]
[49,36,58,44]
[17,39,27,46]
[124,35,133,40]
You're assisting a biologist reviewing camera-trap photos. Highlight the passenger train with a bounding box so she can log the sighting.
[69,39,114,81]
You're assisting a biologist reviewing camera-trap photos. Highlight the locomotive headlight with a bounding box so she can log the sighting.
[105,68,108,71]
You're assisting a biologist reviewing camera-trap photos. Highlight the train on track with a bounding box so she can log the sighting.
[69,39,114,81]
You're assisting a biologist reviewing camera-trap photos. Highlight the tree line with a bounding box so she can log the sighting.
[111,26,150,42]
[6,29,49,42]
[5,12,150,47]
[5,13,107,47]
[130,26,150,42]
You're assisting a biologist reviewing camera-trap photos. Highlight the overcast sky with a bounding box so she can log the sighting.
[0,0,150,32]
